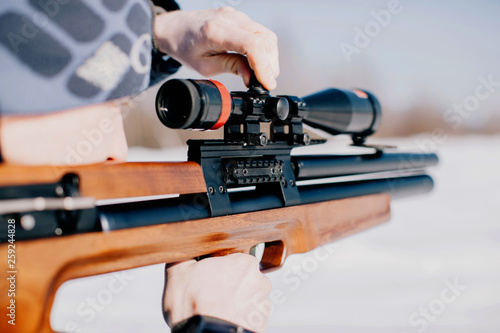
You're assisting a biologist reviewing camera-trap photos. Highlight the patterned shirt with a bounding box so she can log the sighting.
[0,0,180,115]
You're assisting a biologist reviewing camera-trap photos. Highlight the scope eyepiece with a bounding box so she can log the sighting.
[156,79,231,130]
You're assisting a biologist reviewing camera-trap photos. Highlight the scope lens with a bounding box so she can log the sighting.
[156,79,201,129]
[156,79,232,130]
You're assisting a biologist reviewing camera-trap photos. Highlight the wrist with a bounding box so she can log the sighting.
[153,10,182,56]
[150,0,181,55]
[149,3,183,85]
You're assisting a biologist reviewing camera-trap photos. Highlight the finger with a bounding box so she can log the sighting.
[245,40,277,91]
[253,31,279,79]
[225,34,276,90]
[195,53,253,87]
[205,24,277,90]
[237,22,279,78]
[225,11,280,78]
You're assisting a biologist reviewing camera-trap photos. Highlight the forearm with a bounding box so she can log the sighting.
[0,101,128,165]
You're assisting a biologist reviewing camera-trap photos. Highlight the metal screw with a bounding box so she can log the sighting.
[208,186,215,195]
[281,178,287,188]
[55,228,63,236]
[259,133,268,146]
[218,186,225,194]
[302,133,311,146]
[20,214,36,231]
[55,185,64,197]
[249,132,268,146]
[289,179,295,187]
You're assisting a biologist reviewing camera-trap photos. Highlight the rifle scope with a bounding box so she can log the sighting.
[156,79,381,138]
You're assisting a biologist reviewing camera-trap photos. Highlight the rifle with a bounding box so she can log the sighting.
[0,77,438,332]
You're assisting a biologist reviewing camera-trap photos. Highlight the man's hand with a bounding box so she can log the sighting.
[163,253,273,333]
[154,7,279,90]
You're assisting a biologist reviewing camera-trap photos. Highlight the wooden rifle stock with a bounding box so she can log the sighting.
[0,161,391,333]
[0,161,206,199]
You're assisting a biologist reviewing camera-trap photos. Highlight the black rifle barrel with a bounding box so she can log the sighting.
[293,152,439,180]
[99,175,433,231]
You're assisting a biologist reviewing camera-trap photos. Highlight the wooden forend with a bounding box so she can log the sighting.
[0,193,390,333]
[0,162,206,199]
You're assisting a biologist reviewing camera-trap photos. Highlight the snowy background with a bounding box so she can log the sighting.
[52,136,500,332]
[52,0,499,332]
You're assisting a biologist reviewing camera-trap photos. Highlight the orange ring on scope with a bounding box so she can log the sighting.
[209,79,232,130]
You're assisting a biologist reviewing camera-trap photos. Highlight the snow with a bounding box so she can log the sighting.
[51,135,500,332]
